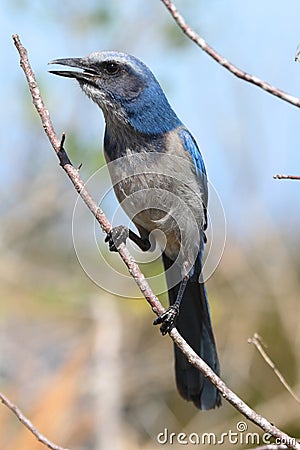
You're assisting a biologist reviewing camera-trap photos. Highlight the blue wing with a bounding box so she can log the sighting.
[178,128,207,178]
[178,127,208,275]
[178,127,208,210]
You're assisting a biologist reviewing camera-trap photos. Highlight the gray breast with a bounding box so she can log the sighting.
[106,149,204,269]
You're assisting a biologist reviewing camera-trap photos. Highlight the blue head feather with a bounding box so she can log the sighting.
[69,51,182,135]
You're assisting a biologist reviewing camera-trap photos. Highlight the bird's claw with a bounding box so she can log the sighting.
[153,305,179,335]
[105,225,129,252]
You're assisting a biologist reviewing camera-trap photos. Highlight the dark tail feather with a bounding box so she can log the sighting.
[162,253,221,410]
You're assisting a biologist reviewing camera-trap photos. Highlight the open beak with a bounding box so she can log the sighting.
[48,57,97,81]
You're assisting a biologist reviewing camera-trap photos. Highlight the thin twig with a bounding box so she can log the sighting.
[273,174,300,180]
[0,393,69,450]
[160,0,300,108]
[12,34,300,450]
[162,0,300,182]
[248,333,300,406]
[295,45,300,62]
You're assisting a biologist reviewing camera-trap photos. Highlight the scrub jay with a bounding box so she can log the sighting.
[50,51,221,409]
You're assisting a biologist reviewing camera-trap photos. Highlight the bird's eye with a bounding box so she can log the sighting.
[104,62,120,75]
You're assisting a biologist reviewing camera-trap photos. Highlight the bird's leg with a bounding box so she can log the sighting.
[105,226,151,252]
[153,274,189,335]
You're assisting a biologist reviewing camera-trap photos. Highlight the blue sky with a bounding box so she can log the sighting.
[2,0,300,245]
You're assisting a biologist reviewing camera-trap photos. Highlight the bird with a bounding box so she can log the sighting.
[49,51,221,410]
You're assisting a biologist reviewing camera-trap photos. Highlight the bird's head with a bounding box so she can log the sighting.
[49,51,181,135]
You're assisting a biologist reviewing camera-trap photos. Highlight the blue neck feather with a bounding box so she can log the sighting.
[122,83,182,135]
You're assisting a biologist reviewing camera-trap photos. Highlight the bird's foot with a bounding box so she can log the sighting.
[153,304,179,335]
[105,225,129,252]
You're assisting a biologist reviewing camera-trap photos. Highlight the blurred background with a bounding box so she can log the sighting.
[1,0,300,449]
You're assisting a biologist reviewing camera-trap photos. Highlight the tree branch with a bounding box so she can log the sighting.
[273,174,300,181]
[12,34,300,450]
[0,393,69,450]
[248,333,300,406]
[160,0,300,108]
